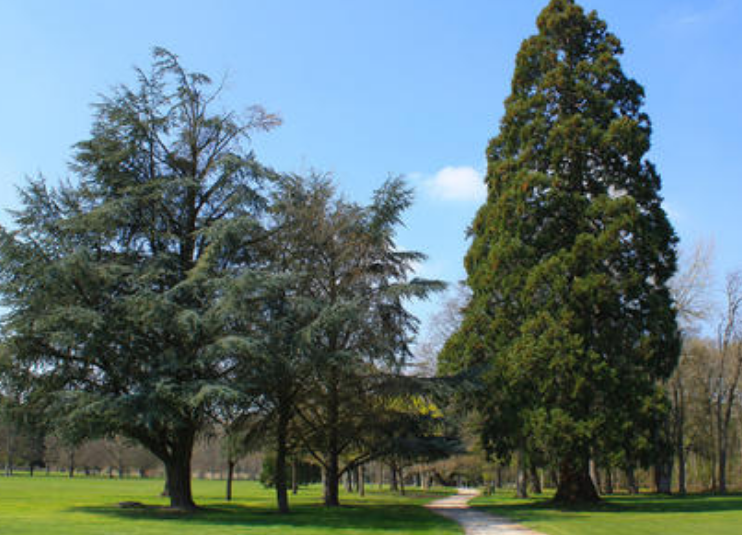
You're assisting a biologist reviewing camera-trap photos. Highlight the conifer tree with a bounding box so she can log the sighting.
[0,48,278,509]
[440,0,679,503]
[282,176,444,507]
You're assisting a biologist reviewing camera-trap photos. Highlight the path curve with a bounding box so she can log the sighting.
[426,488,546,535]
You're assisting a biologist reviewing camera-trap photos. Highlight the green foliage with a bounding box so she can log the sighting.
[440,0,679,501]
[256,174,445,506]
[0,48,279,509]
[0,49,447,511]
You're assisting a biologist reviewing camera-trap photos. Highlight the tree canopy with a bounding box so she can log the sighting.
[440,0,679,503]
[0,48,279,510]
[0,48,445,512]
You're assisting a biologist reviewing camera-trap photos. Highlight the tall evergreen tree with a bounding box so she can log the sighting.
[0,48,278,509]
[440,0,679,503]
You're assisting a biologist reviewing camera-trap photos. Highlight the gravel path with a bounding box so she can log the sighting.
[426,489,546,535]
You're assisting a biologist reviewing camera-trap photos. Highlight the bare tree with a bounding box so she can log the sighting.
[711,271,742,493]
[413,283,470,377]
[672,240,716,334]
[668,240,715,493]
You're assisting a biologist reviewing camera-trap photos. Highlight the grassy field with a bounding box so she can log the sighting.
[0,476,461,535]
[473,489,742,535]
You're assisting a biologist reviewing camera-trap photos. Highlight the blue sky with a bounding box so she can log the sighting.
[1,0,741,333]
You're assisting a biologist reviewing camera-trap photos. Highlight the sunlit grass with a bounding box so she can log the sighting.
[0,475,460,535]
[473,488,742,535]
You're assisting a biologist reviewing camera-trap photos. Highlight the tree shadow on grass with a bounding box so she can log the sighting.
[473,493,742,523]
[70,501,455,532]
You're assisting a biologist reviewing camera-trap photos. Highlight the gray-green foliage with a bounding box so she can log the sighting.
[248,174,445,507]
[0,48,278,509]
[0,48,446,513]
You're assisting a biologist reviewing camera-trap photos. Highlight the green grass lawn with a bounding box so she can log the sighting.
[0,476,461,535]
[473,489,742,535]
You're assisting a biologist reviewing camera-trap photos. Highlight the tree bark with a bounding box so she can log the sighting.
[554,457,599,504]
[589,460,601,493]
[163,433,196,511]
[291,457,298,495]
[602,468,614,495]
[344,470,352,492]
[718,433,727,494]
[529,465,542,494]
[654,461,673,494]
[625,466,639,495]
[275,408,290,513]
[677,445,686,495]
[516,450,528,499]
[323,463,340,507]
[673,378,687,495]
[359,465,365,497]
[323,374,341,507]
[67,450,75,479]
[226,460,235,501]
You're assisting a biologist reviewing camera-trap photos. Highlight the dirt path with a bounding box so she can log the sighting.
[426,489,546,535]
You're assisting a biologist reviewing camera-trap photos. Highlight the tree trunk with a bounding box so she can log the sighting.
[291,457,298,495]
[163,435,196,511]
[275,408,290,514]
[5,426,14,476]
[399,467,406,496]
[516,450,528,499]
[344,470,352,492]
[718,436,727,494]
[226,460,235,501]
[589,460,601,493]
[674,379,687,495]
[654,461,673,494]
[68,450,75,479]
[554,457,599,504]
[389,462,398,492]
[323,463,340,507]
[529,465,542,494]
[708,395,717,491]
[602,468,614,495]
[323,376,341,507]
[677,445,686,495]
[359,465,365,497]
[625,466,639,495]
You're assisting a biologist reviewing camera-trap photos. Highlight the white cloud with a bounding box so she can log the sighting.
[424,166,486,203]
